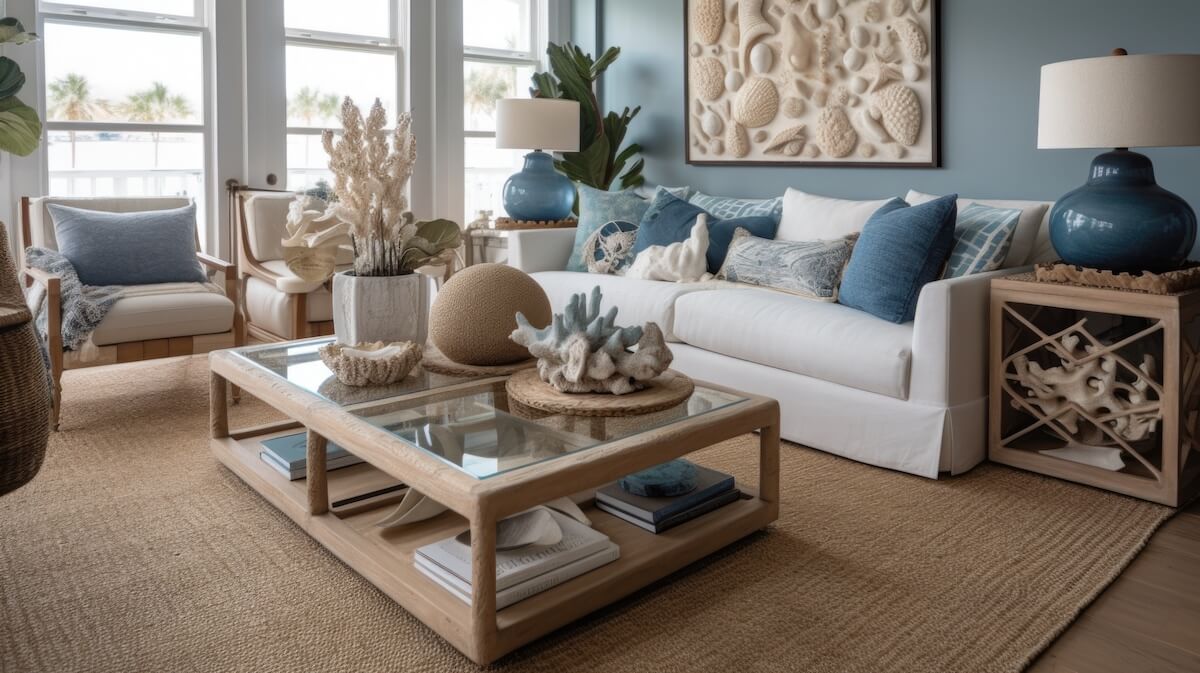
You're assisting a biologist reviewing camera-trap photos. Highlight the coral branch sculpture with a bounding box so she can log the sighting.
[510,286,673,395]
[1011,333,1160,444]
[315,97,461,277]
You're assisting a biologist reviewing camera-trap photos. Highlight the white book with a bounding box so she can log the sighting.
[415,542,620,609]
[416,510,610,592]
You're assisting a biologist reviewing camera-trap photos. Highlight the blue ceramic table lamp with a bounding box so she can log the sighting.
[1038,51,1200,273]
[495,98,580,222]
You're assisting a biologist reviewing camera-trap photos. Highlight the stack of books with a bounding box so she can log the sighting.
[595,463,739,534]
[415,510,619,609]
[259,431,363,480]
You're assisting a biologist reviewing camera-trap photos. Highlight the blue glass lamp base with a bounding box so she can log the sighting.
[501,151,576,222]
[1049,149,1197,273]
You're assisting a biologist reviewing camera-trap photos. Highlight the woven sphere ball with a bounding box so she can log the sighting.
[430,264,551,366]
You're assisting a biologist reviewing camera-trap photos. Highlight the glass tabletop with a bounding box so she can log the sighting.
[230,338,748,479]
[232,337,467,407]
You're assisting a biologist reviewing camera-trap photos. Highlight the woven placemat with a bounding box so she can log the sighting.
[492,217,577,231]
[1033,262,1200,295]
[505,369,695,417]
[420,346,536,378]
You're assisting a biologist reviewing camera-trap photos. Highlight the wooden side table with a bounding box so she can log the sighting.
[989,275,1200,506]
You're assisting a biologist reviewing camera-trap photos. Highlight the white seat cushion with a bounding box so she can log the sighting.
[92,283,234,346]
[244,269,335,340]
[673,288,914,399]
[530,271,718,342]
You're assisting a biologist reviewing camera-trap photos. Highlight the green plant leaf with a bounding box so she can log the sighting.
[591,47,621,78]
[0,95,42,156]
[0,57,24,99]
[412,218,462,252]
[0,18,37,45]
[619,158,645,190]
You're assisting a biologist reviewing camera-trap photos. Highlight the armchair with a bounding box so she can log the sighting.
[20,196,242,430]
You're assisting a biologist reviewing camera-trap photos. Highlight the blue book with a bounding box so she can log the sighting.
[259,432,360,476]
[594,464,734,524]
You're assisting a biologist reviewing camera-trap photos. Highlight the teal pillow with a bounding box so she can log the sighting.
[837,195,958,323]
[635,191,778,273]
[568,186,687,272]
[48,203,205,286]
[688,192,783,223]
[944,203,1022,278]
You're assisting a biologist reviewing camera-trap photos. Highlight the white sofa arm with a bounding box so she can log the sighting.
[908,266,1031,406]
[506,229,576,273]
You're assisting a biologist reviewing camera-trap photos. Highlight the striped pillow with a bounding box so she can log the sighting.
[688,192,783,223]
[944,203,1022,278]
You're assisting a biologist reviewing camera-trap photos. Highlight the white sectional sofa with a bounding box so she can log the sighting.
[504,193,1057,479]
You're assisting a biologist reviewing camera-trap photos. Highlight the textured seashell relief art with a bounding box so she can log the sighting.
[686,0,937,165]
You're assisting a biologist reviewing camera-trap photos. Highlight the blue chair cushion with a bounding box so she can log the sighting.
[837,195,958,323]
[635,191,778,273]
[48,203,206,286]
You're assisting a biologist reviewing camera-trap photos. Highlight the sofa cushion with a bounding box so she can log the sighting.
[778,189,896,242]
[944,203,1022,278]
[635,191,777,272]
[688,192,783,222]
[906,190,1052,266]
[244,261,338,339]
[673,288,914,399]
[717,229,856,300]
[529,271,715,342]
[28,196,191,251]
[568,186,689,272]
[92,283,234,346]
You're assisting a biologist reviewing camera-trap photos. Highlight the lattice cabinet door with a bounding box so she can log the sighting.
[989,276,1200,506]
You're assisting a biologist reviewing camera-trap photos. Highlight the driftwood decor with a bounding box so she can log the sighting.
[684,0,939,167]
[989,276,1200,506]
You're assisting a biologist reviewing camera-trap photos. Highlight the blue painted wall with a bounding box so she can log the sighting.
[575,0,1200,213]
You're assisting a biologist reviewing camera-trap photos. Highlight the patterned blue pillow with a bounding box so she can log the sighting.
[583,220,639,274]
[719,229,856,301]
[838,195,958,324]
[944,203,1022,278]
[689,192,784,223]
[568,185,688,272]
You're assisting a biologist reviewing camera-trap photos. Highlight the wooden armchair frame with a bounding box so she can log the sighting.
[19,196,244,430]
[233,188,335,342]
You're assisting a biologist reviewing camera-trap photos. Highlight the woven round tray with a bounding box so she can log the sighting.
[492,217,577,231]
[505,369,695,417]
[420,346,536,378]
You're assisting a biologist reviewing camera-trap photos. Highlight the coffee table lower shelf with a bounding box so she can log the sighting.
[211,428,775,664]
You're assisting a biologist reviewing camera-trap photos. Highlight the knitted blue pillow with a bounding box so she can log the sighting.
[837,195,958,323]
[48,203,205,287]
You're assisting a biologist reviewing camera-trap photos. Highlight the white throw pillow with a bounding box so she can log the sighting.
[905,190,1054,266]
[625,216,711,283]
[777,188,896,242]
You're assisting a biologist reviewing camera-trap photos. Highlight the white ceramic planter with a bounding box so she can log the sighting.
[332,271,431,345]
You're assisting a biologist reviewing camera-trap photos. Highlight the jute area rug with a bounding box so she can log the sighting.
[0,357,1172,673]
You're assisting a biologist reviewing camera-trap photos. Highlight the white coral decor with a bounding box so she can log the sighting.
[317,97,460,277]
[510,286,673,395]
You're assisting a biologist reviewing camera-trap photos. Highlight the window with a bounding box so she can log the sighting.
[40,2,210,242]
[463,0,545,221]
[285,1,402,191]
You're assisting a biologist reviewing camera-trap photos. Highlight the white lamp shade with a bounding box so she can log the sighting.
[495,98,580,152]
[1038,53,1200,149]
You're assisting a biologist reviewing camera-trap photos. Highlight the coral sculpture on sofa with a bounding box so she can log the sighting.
[510,286,672,395]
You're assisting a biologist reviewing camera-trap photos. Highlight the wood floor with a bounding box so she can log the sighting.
[1030,499,1200,672]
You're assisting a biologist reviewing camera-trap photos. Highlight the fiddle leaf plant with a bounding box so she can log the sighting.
[531,42,644,192]
[0,18,41,157]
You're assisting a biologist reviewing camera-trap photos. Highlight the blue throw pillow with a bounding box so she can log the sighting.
[944,203,1022,278]
[689,192,784,223]
[583,220,639,274]
[49,203,206,287]
[637,191,779,273]
[837,195,958,323]
[568,185,689,272]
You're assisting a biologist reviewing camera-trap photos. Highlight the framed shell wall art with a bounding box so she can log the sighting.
[684,0,940,167]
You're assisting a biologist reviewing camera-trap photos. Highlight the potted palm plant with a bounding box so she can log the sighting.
[315,98,461,345]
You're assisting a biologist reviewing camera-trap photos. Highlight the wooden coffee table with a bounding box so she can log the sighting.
[208,338,780,665]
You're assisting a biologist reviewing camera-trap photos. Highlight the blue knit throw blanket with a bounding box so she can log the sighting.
[23,247,124,353]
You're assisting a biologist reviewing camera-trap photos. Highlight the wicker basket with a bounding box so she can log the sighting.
[0,223,51,497]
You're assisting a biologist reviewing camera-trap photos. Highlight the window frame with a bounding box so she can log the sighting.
[461,0,549,221]
[283,2,407,191]
[36,3,215,247]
